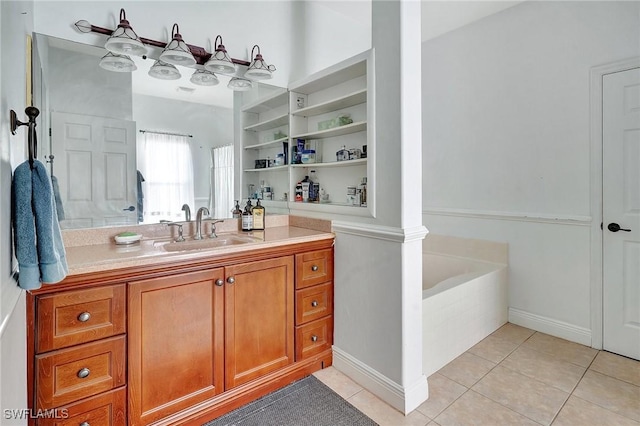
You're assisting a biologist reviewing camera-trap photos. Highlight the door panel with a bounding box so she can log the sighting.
[603,67,640,360]
[128,269,225,425]
[225,256,294,389]
[51,111,137,229]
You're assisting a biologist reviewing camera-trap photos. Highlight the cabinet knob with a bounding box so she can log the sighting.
[77,368,90,379]
[80,423,90,426]
[311,300,319,307]
[77,312,91,322]
[311,335,318,342]
[311,265,319,271]
[227,277,235,284]
[215,279,224,286]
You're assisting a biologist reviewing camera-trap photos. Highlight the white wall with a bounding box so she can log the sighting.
[422,1,640,344]
[133,94,233,210]
[1,1,33,423]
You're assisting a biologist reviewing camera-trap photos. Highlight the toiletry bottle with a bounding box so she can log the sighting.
[301,175,311,202]
[359,177,367,207]
[309,170,319,202]
[232,200,242,219]
[242,200,253,231]
[252,199,265,230]
[295,182,303,202]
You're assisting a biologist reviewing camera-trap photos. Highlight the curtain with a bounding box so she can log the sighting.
[210,144,234,219]
[137,132,194,223]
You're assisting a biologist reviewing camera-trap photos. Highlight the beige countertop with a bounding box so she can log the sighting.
[64,225,334,276]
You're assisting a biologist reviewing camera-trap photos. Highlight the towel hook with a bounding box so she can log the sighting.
[10,106,40,169]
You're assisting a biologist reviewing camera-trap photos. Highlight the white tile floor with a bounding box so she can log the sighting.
[314,323,640,425]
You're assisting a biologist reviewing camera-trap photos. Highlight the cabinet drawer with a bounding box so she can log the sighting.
[295,316,333,360]
[36,285,126,353]
[295,248,333,289]
[36,336,126,410]
[37,387,126,426]
[295,282,333,325]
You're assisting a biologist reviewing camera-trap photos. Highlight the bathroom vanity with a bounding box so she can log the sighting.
[26,223,334,425]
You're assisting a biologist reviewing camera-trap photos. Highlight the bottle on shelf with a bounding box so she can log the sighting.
[252,199,265,230]
[242,199,253,231]
[301,175,312,202]
[295,182,303,202]
[359,177,367,207]
[231,200,242,219]
[309,170,319,203]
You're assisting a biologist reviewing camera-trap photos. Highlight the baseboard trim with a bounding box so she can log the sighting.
[332,346,428,414]
[423,207,591,226]
[332,221,428,243]
[508,308,592,347]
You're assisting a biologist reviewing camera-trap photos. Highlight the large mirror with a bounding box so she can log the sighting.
[32,32,284,230]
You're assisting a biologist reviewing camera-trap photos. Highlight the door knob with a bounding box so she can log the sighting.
[123,205,135,211]
[608,223,631,232]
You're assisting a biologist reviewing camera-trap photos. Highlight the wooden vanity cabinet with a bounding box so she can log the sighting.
[27,238,333,426]
[127,257,294,425]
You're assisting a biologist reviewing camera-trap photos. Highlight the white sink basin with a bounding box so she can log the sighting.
[155,235,260,252]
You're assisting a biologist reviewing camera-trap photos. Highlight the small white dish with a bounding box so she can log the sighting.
[114,234,142,245]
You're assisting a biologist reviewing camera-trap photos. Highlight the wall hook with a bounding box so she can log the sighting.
[10,106,40,169]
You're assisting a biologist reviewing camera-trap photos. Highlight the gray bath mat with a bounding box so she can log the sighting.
[203,375,378,426]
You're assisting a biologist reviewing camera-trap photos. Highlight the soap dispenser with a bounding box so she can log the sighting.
[252,199,265,230]
[242,200,253,231]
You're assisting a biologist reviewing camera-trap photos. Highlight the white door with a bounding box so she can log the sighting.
[51,112,137,229]
[603,67,640,360]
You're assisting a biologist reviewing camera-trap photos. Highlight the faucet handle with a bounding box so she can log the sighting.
[165,222,185,242]
[206,219,224,238]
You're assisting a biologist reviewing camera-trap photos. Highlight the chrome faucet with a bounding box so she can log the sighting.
[207,219,224,238]
[181,204,191,221]
[194,207,210,240]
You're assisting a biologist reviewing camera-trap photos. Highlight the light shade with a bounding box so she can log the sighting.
[204,35,236,75]
[244,45,275,81]
[159,24,196,66]
[227,77,253,91]
[99,52,137,72]
[190,69,219,86]
[148,60,181,80]
[104,9,147,56]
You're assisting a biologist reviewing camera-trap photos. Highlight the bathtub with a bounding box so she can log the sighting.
[422,235,508,377]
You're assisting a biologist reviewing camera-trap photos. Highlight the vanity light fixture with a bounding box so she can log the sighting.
[99,51,137,72]
[204,35,237,75]
[244,45,275,80]
[159,24,197,66]
[227,77,253,91]
[190,69,219,86]
[103,9,147,56]
[148,60,181,80]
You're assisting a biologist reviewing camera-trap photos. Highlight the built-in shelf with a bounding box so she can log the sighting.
[292,89,367,117]
[288,200,370,217]
[291,121,367,140]
[290,158,367,168]
[244,114,289,132]
[242,91,289,114]
[243,165,289,173]
[244,137,289,150]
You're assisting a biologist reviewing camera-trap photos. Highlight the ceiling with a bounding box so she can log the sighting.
[421,1,525,41]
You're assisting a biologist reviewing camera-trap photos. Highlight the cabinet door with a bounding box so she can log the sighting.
[225,256,294,389]
[128,269,225,425]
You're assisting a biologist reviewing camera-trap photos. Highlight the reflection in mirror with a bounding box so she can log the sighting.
[32,33,284,230]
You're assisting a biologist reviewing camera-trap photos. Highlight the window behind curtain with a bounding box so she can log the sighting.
[210,145,234,219]
[137,132,194,223]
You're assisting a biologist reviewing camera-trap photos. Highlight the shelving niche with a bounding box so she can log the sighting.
[239,49,374,217]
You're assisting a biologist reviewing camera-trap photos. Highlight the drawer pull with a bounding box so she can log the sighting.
[311,335,318,342]
[215,279,224,286]
[311,300,319,307]
[311,265,319,271]
[80,423,90,426]
[77,368,90,379]
[77,312,91,322]
[226,277,235,284]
